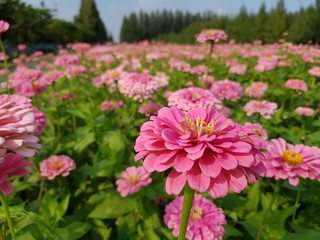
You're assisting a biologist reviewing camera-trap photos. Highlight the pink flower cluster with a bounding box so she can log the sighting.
[167,87,222,112]
[245,82,268,98]
[164,194,226,240]
[210,79,243,102]
[244,100,278,119]
[118,73,160,102]
[138,101,164,117]
[308,66,320,78]
[116,166,152,197]
[134,107,266,199]
[93,68,125,87]
[101,100,124,111]
[264,138,320,186]
[154,71,169,88]
[196,29,228,43]
[190,65,212,75]
[284,79,308,91]
[295,107,314,116]
[40,155,76,180]
[254,57,278,72]
[228,64,247,75]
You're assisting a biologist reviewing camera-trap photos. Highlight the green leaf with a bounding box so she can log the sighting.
[223,224,243,239]
[56,221,91,240]
[74,132,95,152]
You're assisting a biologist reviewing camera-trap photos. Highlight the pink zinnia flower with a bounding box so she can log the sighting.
[285,79,308,92]
[245,82,268,98]
[195,29,228,43]
[93,68,125,87]
[168,87,222,112]
[101,100,124,111]
[17,44,26,51]
[154,71,169,88]
[0,94,41,161]
[138,101,164,117]
[0,20,9,33]
[0,153,33,195]
[33,107,46,135]
[198,75,215,89]
[244,100,278,119]
[295,107,314,116]
[190,65,212,75]
[243,122,268,142]
[116,166,152,197]
[308,66,320,78]
[118,73,160,102]
[210,79,243,102]
[40,155,76,180]
[228,64,247,75]
[254,57,278,72]
[134,107,266,198]
[264,138,320,186]
[164,194,226,240]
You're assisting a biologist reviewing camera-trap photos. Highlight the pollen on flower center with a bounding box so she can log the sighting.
[282,150,304,165]
[126,174,139,185]
[190,206,203,221]
[180,114,215,138]
[49,160,64,169]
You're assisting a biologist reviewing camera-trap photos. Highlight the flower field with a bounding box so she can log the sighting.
[1,28,320,239]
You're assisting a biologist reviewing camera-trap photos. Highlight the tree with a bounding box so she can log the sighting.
[74,0,111,42]
[253,2,268,42]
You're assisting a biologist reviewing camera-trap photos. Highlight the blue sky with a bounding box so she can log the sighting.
[22,0,315,42]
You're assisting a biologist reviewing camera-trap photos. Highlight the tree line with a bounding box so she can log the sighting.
[121,0,320,44]
[0,0,112,44]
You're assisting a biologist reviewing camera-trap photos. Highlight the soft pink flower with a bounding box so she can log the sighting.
[244,100,278,119]
[168,87,222,112]
[154,71,169,88]
[264,138,320,186]
[0,20,9,33]
[93,68,125,87]
[101,100,124,111]
[308,66,320,78]
[0,153,33,195]
[118,73,160,102]
[285,79,308,92]
[245,82,268,98]
[254,57,278,72]
[190,65,212,75]
[65,65,86,76]
[243,122,268,141]
[40,155,76,180]
[295,107,314,116]
[54,55,80,67]
[196,29,228,43]
[138,101,164,117]
[198,75,215,89]
[164,194,226,240]
[71,42,91,52]
[0,94,41,161]
[210,79,243,102]
[33,107,46,135]
[228,64,247,75]
[17,44,26,51]
[134,107,266,199]
[116,166,152,197]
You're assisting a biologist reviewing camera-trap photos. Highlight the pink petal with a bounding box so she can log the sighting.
[208,173,228,198]
[199,152,221,178]
[228,168,247,193]
[215,152,238,170]
[166,170,186,195]
[173,153,194,172]
[186,164,210,193]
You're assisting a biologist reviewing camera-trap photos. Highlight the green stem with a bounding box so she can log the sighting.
[290,185,301,231]
[0,34,9,94]
[209,40,214,55]
[0,192,16,240]
[256,181,282,240]
[178,183,195,240]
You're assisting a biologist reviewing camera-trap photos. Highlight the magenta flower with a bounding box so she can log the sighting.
[168,87,222,112]
[164,194,226,240]
[118,73,160,102]
[244,100,278,119]
[0,153,33,195]
[245,82,268,98]
[134,107,266,199]
[0,20,9,33]
[40,155,76,180]
[285,79,308,92]
[264,138,320,186]
[195,29,228,43]
[294,107,314,116]
[210,79,243,102]
[116,166,152,197]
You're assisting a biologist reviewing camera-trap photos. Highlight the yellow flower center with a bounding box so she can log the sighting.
[190,206,203,221]
[191,93,202,100]
[180,115,216,138]
[110,72,119,77]
[50,160,64,169]
[126,174,139,185]
[282,150,304,165]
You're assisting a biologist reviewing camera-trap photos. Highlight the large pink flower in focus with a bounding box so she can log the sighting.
[134,107,266,199]
[0,153,33,195]
[264,138,320,186]
[116,166,152,197]
[210,79,243,102]
[164,194,226,240]
[40,155,76,180]
[0,94,41,161]
[167,87,222,112]
[195,29,228,43]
